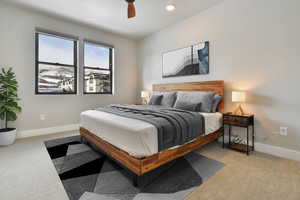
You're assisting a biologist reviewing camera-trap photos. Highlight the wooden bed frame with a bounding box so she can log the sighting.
[80,81,224,183]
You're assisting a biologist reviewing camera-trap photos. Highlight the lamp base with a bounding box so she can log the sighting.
[142,98,148,105]
[234,104,245,116]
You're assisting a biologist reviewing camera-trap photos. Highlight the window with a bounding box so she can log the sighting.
[83,41,113,94]
[35,32,77,94]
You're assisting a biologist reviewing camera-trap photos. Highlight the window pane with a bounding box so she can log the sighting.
[84,69,111,93]
[84,43,110,69]
[38,64,75,93]
[38,34,74,65]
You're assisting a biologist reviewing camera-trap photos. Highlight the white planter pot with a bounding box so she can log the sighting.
[0,128,17,146]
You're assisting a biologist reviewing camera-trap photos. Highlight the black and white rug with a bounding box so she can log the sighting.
[45,136,224,200]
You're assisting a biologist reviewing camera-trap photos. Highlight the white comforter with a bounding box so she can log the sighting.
[80,110,222,158]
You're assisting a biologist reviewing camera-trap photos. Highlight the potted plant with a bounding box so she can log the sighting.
[0,68,21,146]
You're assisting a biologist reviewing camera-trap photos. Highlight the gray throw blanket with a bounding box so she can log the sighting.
[96,104,205,152]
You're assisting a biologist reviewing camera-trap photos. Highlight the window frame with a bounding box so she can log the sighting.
[35,31,78,95]
[83,40,114,95]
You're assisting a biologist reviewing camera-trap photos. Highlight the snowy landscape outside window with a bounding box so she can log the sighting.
[35,32,77,94]
[83,41,113,94]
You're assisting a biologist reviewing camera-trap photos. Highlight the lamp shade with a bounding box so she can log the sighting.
[141,91,150,98]
[232,91,246,102]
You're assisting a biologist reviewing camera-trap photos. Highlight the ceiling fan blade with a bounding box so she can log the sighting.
[127,1,136,18]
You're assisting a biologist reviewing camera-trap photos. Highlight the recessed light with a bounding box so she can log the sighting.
[166,4,176,12]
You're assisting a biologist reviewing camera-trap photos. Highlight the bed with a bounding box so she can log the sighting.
[80,81,224,185]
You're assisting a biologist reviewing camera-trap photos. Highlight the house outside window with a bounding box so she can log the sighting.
[83,40,113,94]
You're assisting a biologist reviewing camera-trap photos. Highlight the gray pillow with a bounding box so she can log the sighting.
[211,95,222,112]
[154,92,177,107]
[174,91,215,113]
[174,101,202,112]
[148,94,163,105]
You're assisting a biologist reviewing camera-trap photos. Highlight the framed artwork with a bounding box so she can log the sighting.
[162,41,209,78]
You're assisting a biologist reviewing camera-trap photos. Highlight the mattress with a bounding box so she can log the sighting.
[80,110,222,158]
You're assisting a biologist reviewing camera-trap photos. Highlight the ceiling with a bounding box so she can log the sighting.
[3,0,224,40]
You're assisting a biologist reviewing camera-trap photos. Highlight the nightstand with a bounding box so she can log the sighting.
[222,113,255,155]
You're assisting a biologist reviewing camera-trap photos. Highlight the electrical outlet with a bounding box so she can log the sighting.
[280,127,288,136]
[40,114,46,121]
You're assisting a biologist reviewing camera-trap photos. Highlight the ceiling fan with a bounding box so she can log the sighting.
[125,0,136,19]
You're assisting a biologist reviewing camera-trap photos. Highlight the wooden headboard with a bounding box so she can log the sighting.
[153,80,225,110]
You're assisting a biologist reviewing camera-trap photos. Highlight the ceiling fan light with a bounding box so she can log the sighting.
[166,4,176,12]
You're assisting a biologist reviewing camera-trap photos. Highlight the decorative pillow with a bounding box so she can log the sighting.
[211,95,222,112]
[148,94,163,105]
[174,91,215,113]
[174,101,202,112]
[154,92,177,107]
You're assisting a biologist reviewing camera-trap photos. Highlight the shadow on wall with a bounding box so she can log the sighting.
[224,80,277,112]
[247,93,275,107]
[257,115,300,150]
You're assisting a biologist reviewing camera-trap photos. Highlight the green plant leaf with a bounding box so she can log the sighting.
[0,67,21,125]
[6,111,17,121]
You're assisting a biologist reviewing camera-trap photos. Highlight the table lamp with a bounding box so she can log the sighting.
[141,91,150,105]
[232,91,246,115]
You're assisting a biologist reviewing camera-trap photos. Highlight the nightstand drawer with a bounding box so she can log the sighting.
[223,116,250,126]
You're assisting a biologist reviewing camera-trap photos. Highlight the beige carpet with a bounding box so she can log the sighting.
[0,132,299,200]
[188,144,300,200]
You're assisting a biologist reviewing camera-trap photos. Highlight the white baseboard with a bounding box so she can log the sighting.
[255,142,300,162]
[17,124,80,139]
[219,136,300,162]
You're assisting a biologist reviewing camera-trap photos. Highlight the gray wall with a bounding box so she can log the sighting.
[138,0,300,151]
[0,2,138,132]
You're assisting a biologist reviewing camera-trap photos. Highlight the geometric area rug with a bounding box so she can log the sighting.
[45,136,224,200]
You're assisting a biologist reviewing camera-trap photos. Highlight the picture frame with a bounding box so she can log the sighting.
[162,41,209,78]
